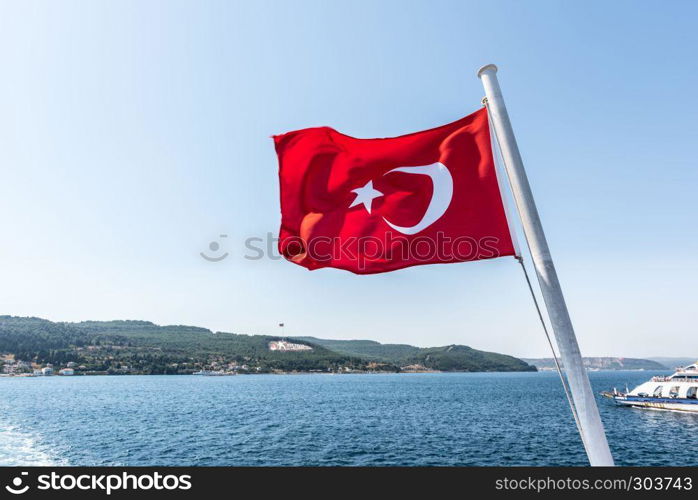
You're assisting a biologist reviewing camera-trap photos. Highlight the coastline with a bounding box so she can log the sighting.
[1,368,671,379]
[0,368,541,378]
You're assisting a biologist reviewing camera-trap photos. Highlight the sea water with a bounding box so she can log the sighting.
[0,371,694,466]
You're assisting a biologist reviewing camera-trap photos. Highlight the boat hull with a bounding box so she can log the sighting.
[612,395,698,413]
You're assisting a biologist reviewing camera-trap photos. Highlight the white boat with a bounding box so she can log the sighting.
[192,370,227,376]
[603,361,698,413]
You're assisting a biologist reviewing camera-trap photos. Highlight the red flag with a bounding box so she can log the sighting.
[274,107,515,274]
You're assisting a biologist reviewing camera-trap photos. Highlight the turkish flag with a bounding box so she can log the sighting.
[274,107,516,274]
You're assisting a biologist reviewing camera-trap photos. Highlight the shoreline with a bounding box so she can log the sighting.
[0,369,538,378]
[0,369,668,379]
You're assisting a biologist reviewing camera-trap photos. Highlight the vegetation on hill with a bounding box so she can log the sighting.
[0,316,371,375]
[0,316,536,375]
[295,337,536,372]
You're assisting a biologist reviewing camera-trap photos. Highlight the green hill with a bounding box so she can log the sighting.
[295,337,536,372]
[0,316,363,374]
[292,337,419,361]
[0,316,536,375]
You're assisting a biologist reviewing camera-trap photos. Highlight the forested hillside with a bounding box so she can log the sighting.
[296,337,536,372]
[0,316,535,375]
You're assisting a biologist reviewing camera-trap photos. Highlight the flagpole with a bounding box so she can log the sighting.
[477,64,614,466]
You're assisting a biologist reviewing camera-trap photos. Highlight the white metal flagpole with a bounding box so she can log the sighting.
[477,64,614,466]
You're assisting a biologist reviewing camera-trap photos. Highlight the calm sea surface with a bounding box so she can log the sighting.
[0,371,694,466]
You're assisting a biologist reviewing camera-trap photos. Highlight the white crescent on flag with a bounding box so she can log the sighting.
[381,162,453,235]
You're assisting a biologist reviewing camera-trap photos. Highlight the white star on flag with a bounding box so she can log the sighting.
[349,180,383,214]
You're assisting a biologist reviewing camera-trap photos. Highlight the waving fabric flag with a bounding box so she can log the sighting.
[273,107,515,274]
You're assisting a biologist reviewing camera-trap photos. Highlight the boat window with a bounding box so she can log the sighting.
[653,386,663,397]
[687,387,698,400]
[669,386,680,398]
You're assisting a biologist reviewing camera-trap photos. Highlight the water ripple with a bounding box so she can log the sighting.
[0,372,693,466]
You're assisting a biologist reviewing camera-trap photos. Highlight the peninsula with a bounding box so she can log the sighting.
[0,315,535,376]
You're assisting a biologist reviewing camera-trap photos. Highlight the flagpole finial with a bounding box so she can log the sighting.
[477,64,498,78]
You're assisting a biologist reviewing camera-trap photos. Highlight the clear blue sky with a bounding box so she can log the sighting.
[1,1,696,358]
